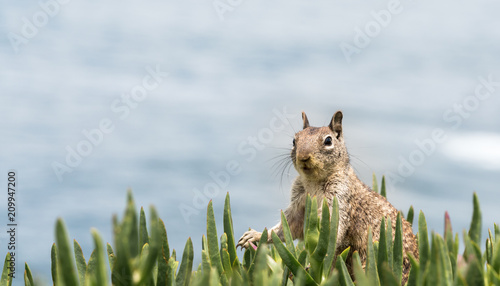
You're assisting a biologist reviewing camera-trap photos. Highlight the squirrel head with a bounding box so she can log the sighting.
[291,111,349,180]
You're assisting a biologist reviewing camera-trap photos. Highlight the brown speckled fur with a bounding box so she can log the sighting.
[238,111,419,284]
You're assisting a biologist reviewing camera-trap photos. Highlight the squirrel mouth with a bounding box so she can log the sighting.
[296,159,322,176]
[299,163,314,173]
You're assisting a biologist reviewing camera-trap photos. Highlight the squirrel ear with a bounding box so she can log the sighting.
[329,111,343,139]
[302,112,310,129]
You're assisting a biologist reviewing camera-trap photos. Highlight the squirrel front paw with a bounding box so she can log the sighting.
[237,229,262,249]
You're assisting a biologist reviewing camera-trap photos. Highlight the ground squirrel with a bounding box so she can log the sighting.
[237,111,419,284]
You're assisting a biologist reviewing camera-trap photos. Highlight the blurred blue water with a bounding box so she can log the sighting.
[1,1,500,284]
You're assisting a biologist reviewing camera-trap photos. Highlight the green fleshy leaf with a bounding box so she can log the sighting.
[166,256,178,286]
[324,197,339,277]
[73,239,87,286]
[418,211,429,278]
[51,243,58,285]
[372,173,379,193]
[139,207,149,249]
[365,227,380,286]
[298,249,308,268]
[463,230,482,263]
[106,243,115,274]
[321,270,340,286]
[220,248,232,279]
[137,207,161,286]
[253,245,270,286]
[406,254,419,286]
[495,223,500,241]
[137,244,155,286]
[223,193,238,266]
[281,210,296,257]
[112,207,133,286]
[310,199,331,282]
[487,265,500,285]
[466,255,485,286]
[24,263,34,286]
[352,251,370,286]
[377,217,388,278]
[339,247,350,262]
[444,212,453,251]
[206,200,224,277]
[248,228,268,279]
[176,237,194,286]
[125,190,139,259]
[220,233,228,260]
[305,196,319,255]
[491,234,500,273]
[312,199,331,260]
[468,192,482,247]
[209,268,220,286]
[271,231,317,285]
[246,242,256,271]
[453,232,459,264]
[201,249,211,274]
[426,233,439,286]
[336,256,354,286]
[443,212,457,276]
[378,262,399,286]
[1,253,13,286]
[380,176,387,198]
[386,216,393,272]
[486,231,493,265]
[55,219,79,286]
[455,272,467,286]
[89,229,108,286]
[281,265,290,286]
[86,250,98,283]
[406,206,414,226]
[157,219,169,286]
[24,262,35,286]
[393,213,403,284]
[437,234,453,286]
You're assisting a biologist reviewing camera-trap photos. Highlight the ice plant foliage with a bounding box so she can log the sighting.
[2,177,500,286]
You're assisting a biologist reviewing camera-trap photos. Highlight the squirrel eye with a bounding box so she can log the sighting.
[292,138,296,147]
[324,136,333,146]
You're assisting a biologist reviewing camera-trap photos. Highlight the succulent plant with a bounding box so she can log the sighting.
[3,176,499,286]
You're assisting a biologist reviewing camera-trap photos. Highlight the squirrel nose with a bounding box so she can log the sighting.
[297,153,311,162]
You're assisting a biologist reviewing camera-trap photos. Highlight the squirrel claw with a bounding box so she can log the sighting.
[237,229,262,249]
